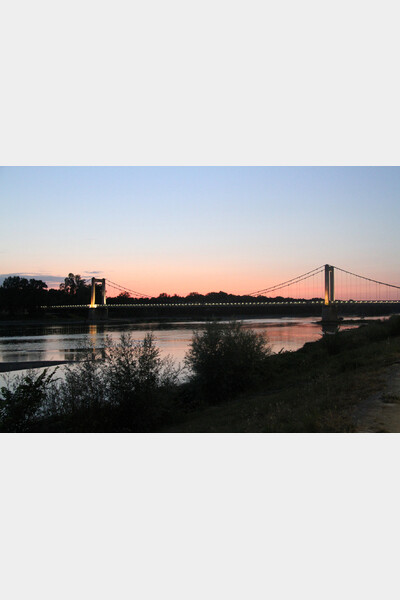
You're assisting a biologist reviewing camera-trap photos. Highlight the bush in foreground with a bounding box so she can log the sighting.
[185,320,271,402]
[0,333,181,432]
[0,369,57,432]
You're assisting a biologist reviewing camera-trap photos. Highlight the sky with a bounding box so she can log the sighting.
[1,166,400,297]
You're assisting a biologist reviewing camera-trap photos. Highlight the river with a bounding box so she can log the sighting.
[0,316,376,376]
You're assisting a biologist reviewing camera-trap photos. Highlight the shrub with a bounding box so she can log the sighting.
[103,333,179,399]
[48,333,181,431]
[185,321,271,402]
[102,333,180,429]
[0,369,57,432]
[51,351,106,418]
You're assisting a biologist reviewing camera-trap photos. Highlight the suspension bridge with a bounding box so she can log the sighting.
[41,264,400,322]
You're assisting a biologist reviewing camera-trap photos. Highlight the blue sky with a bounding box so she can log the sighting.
[1,166,400,296]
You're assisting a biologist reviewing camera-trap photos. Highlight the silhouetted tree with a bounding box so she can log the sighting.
[156,293,170,304]
[0,276,48,314]
[60,273,87,295]
[59,273,90,304]
[206,291,229,301]
[185,321,271,401]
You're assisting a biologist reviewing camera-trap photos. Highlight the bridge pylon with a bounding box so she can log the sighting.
[322,264,338,323]
[88,277,108,321]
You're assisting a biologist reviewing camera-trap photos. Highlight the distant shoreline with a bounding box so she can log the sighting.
[0,314,319,328]
[0,310,396,329]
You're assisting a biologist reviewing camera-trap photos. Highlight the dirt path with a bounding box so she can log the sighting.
[355,362,400,432]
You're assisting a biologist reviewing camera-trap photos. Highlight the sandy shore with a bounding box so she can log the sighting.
[0,360,72,373]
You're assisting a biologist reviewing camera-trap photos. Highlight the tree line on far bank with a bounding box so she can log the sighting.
[0,273,91,315]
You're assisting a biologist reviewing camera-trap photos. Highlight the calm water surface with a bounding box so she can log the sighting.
[0,317,373,375]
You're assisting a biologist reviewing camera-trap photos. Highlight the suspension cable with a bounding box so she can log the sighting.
[258,269,325,295]
[332,266,400,291]
[106,279,151,298]
[248,265,325,296]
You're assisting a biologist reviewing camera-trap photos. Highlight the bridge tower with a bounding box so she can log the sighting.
[322,264,338,323]
[88,277,108,321]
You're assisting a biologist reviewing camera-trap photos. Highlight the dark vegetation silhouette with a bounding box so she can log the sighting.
[185,321,271,401]
[0,273,91,316]
[0,321,270,432]
[2,317,400,432]
[59,273,90,301]
[0,369,56,432]
[0,276,48,314]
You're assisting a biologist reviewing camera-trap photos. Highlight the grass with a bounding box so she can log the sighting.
[161,317,400,432]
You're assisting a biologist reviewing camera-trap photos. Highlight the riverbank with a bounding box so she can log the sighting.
[0,360,72,373]
[161,317,400,432]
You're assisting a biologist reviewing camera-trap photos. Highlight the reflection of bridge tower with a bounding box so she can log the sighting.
[322,264,338,323]
[88,277,108,321]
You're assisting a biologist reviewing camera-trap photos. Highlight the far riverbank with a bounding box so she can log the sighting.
[1,299,399,327]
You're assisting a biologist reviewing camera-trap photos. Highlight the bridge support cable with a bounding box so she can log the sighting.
[332,265,400,302]
[247,265,325,300]
[105,279,151,299]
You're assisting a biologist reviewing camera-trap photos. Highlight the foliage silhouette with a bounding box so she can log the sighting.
[0,276,48,314]
[59,273,88,295]
[185,320,271,402]
[39,333,181,431]
[0,369,57,432]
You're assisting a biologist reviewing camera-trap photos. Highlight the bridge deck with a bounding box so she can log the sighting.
[42,300,400,309]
